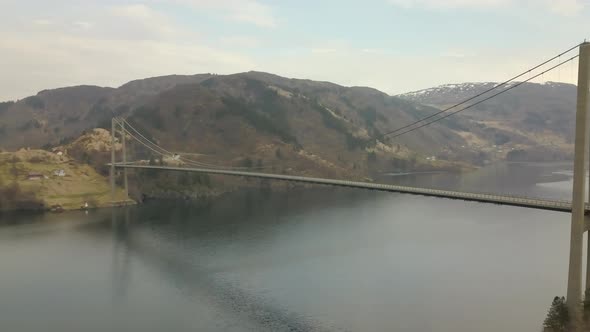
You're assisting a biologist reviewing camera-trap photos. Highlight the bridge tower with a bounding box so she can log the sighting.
[110,118,116,203]
[110,118,129,205]
[567,41,590,328]
[120,120,128,198]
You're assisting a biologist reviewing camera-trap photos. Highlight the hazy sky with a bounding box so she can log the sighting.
[1,0,589,101]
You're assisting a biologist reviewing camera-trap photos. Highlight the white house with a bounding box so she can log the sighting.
[27,173,44,181]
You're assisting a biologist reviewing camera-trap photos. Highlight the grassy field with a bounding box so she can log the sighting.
[0,149,131,210]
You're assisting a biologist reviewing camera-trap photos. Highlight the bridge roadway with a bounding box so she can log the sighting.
[112,163,587,213]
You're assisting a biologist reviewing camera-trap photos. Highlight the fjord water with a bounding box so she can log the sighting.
[0,163,579,332]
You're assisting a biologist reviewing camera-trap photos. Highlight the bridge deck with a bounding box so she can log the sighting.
[113,163,579,213]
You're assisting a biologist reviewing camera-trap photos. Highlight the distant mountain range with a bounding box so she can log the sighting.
[398,81,577,161]
[0,74,578,182]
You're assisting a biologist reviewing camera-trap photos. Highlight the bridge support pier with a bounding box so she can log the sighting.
[567,42,590,331]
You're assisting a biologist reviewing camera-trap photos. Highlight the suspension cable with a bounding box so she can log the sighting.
[116,118,275,170]
[386,54,579,140]
[380,42,582,140]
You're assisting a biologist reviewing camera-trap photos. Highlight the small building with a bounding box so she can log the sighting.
[53,169,66,177]
[50,204,64,213]
[51,148,65,157]
[27,172,44,181]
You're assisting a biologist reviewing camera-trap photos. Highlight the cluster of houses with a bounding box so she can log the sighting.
[26,149,69,181]
[27,169,66,181]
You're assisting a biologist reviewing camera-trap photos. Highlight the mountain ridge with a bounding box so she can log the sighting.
[398,81,577,162]
[398,81,576,102]
[0,73,578,171]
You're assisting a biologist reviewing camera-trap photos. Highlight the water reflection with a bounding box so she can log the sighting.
[111,208,131,301]
[107,204,344,332]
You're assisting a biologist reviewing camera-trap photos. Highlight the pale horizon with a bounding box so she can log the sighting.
[3,69,581,103]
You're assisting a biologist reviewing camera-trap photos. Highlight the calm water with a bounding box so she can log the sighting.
[0,163,582,332]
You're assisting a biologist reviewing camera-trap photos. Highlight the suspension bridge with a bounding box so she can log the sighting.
[110,42,590,329]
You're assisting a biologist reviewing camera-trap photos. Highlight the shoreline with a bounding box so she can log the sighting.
[1,199,137,214]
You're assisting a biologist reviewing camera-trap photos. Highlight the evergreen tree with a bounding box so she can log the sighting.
[544,296,568,332]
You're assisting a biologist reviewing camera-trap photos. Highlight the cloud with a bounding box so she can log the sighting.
[225,0,276,27]
[255,42,580,97]
[219,35,261,48]
[33,18,53,25]
[107,4,179,40]
[388,0,586,15]
[388,0,509,9]
[72,21,93,29]
[361,48,394,55]
[110,4,155,20]
[0,31,255,100]
[311,48,338,54]
[161,0,277,27]
[441,50,476,58]
[0,0,584,102]
[0,2,255,100]
[545,0,585,16]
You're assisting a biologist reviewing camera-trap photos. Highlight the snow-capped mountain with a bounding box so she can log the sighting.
[400,82,501,100]
[398,81,574,107]
[395,81,578,162]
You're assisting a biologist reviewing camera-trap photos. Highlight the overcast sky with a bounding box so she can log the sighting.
[1,0,589,101]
